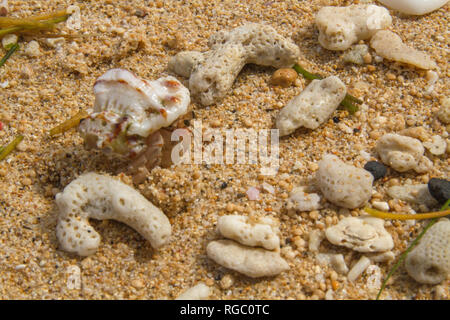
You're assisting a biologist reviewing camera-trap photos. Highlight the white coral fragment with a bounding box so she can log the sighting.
[206,240,289,278]
[331,254,349,274]
[347,256,371,282]
[375,133,431,173]
[423,135,447,156]
[276,76,347,136]
[24,40,41,57]
[316,5,392,51]
[369,251,395,263]
[169,23,300,106]
[370,30,437,70]
[216,215,280,251]
[66,265,81,290]
[55,173,172,256]
[325,216,394,253]
[405,219,450,284]
[341,44,369,65]
[315,253,349,274]
[78,69,190,157]
[287,186,322,212]
[168,51,205,78]
[175,283,212,300]
[387,184,439,208]
[437,97,450,124]
[309,229,325,252]
[316,154,373,209]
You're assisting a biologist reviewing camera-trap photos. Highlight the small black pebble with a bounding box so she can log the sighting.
[220,182,228,189]
[428,178,450,204]
[364,161,387,180]
[353,128,360,134]
[332,116,340,123]
[183,119,190,126]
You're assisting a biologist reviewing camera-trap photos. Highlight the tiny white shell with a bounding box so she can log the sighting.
[378,0,448,15]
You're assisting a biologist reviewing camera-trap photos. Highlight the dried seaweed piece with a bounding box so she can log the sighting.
[49,110,88,137]
[0,42,17,67]
[0,134,23,161]
[0,10,70,38]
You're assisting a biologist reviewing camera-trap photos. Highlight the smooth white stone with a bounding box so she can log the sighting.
[378,0,448,15]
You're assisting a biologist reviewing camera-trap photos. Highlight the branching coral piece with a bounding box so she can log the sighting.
[56,172,172,256]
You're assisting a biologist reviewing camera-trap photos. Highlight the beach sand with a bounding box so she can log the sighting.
[0,0,448,299]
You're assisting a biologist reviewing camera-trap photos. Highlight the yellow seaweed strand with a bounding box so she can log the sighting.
[0,11,71,38]
[49,110,88,137]
[375,199,449,300]
[0,135,24,161]
[26,10,69,22]
[364,207,450,220]
[0,10,68,28]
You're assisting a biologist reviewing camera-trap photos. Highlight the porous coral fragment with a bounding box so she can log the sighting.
[206,240,289,278]
[405,219,450,284]
[316,154,373,209]
[375,133,432,173]
[276,76,347,136]
[169,23,300,106]
[217,215,280,251]
[316,5,392,51]
[56,173,172,256]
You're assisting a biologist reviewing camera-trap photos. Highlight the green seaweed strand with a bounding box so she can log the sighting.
[0,43,19,68]
[292,63,362,114]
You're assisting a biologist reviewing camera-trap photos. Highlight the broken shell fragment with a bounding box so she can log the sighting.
[325,216,394,253]
[78,69,190,158]
[217,215,280,251]
[387,184,439,208]
[287,186,322,212]
[175,283,212,300]
[206,239,289,278]
[423,135,447,156]
[347,256,371,282]
[370,30,437,70]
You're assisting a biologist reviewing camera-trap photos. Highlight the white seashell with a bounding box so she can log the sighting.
[92,69,190,138]
[378,0,448,15]
[79,69,190,157]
